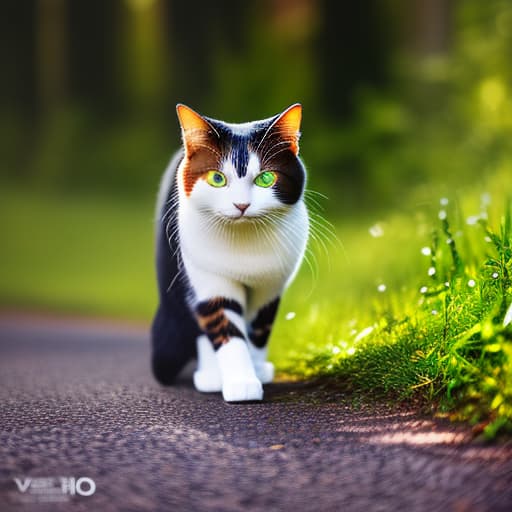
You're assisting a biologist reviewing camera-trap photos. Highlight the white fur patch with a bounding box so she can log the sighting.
[179,200,308,290]
[246,152,261,176]
[193,335,222,392]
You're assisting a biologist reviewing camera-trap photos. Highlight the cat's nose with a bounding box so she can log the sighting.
[234,203,250,214]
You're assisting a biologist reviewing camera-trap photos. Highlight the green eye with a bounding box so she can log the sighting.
[206,170,227,188]
[254,170,277,188]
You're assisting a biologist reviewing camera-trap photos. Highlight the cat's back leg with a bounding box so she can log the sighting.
[151,299,198,385]
[151,151,199,385]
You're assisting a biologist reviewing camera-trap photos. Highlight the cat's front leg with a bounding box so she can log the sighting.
[187,263,263,402]
[247,295,281,384]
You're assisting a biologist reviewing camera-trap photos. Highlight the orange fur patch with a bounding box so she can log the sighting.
[181,149,221,196]
[274,103,302,155]
[176,105,222,196]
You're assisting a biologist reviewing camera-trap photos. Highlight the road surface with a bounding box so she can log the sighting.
[0,313,511,511]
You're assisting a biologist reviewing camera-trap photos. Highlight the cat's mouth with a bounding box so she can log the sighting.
[218,211,259,223]
[225,213,253,222]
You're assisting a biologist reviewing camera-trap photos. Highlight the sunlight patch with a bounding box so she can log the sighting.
[369,430,468,446]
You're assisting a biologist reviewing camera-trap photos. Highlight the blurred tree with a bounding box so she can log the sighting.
[0,0,38,179]
[68,0,122,114]
[203,0,317,121]
[407,0,453,56]
[120,0,169,118]
[0,1,38,118]
[314,0,392,121]
[37,0,68,116]
[165,0,251,113]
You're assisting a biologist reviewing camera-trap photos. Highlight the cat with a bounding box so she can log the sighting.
[151,103,309,401]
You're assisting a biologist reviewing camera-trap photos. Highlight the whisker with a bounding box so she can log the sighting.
[304,192,325,214]
[266,212,319,292]
[255,116,281,154]
[260,140,290,166]
[304,189,329,201]
[261,145,292,166]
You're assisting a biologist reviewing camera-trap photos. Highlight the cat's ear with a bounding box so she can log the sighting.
[176,104,219,155]
[272,103,302,155]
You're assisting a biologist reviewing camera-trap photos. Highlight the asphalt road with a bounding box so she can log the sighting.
[1,314,511,512]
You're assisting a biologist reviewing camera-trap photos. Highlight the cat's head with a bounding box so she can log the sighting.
[176,104,305,221]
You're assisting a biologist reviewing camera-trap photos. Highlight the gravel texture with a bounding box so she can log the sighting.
[1,314,511,512]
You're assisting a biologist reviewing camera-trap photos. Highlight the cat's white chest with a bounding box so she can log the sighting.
[178,202,308,288]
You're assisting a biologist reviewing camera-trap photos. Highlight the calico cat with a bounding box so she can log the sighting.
[151,104,309,401]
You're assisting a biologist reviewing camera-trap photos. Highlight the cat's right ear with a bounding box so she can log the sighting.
[176,104,218,155]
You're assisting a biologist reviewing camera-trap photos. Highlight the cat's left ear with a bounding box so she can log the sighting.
[272,103,302,155]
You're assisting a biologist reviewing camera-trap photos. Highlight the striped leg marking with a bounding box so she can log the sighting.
[249,298,280,348]
[196,298,245,349]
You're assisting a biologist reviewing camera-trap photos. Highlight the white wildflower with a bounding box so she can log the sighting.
[347,347,356,356]
[354,326,374,342]
[468,279,476,288]
[466,215,480,225]
[440,198,449,206]
[439,210,447,220]
[481,193,491,207]
[285,312,296,320]
[492,272,499,279]
[421,247,432,256]
[420,286,428,294]
[377,284,386,293]
[503,302,512,327]
[369,224,384,238]
[428,267,436,276]
[331,346,341,355]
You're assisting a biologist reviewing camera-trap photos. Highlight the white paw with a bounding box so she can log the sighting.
[193,369,222,393]
[216,338,264,401]
[254,361,274,384]
[222,378,263,402]
[194,335,222,393]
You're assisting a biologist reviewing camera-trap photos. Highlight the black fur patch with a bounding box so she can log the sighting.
[253,125,305,205]
[249,297,280,348]
[271,150,305,205]
[230,133,250,177]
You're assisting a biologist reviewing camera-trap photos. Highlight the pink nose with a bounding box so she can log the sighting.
[234,203,250,214]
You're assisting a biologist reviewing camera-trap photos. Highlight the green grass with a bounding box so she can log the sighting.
[1,176,511,438]
[0,187,156,319]
[271,173,512,439]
